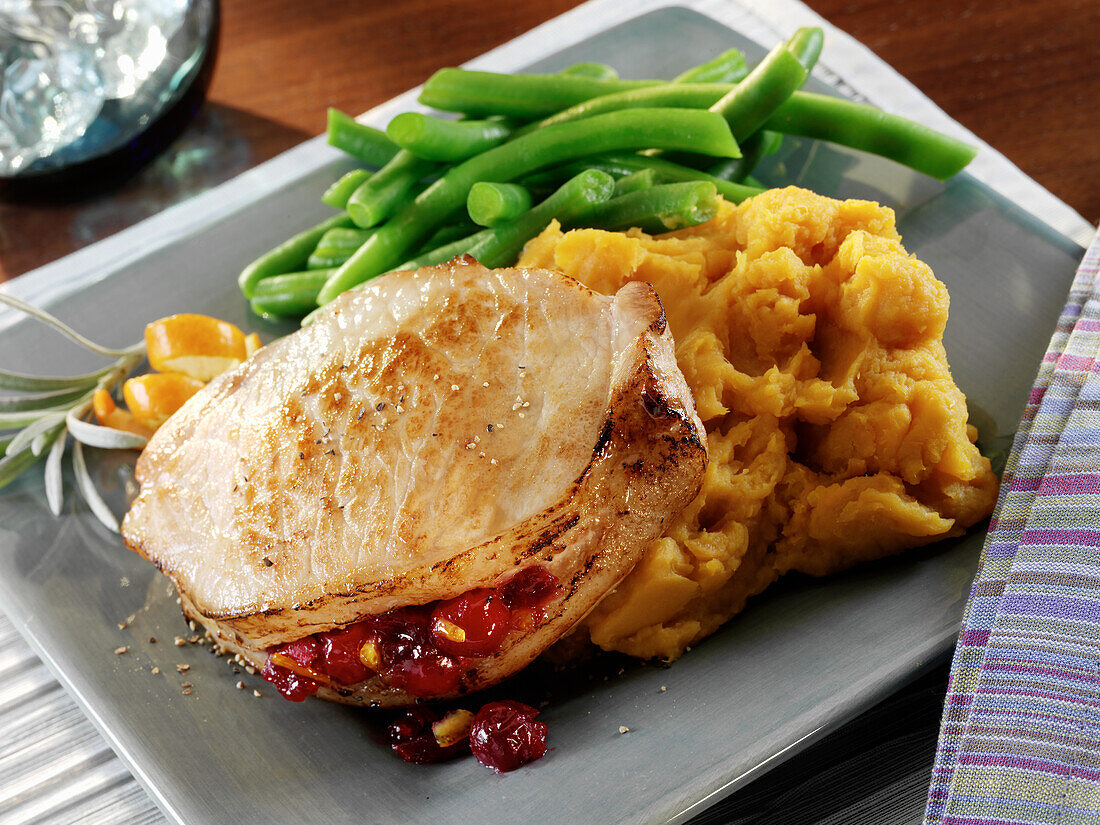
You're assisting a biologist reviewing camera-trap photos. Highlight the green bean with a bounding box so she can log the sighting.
[584,181,720,234]
[525,152,763,204]
[250,270,334,318]
[394,227,495,271]
[307,227,376,269]
[346,150,439,228]
[644,150,721,172]
[239,212,355,299]
[530,81,975,181]
[708,43,808,140]
[707,130,782,181]
[787,27,824,72]
[317,107,740,303]
[673,48,749,84]
[762,92,978,180]
[418,68,660,119]
[466,170,615,268]
[466,177,717,268]
[525,84,728,134]
[321,169,371,209]
[326,109,400,167]
[518,37,798,133]
[387,114,513,162]
[612,168,658,196]
[467,182,533,226]
[705,157,744,183]
[558,62,619,80]
[297,226,493,325]
[417,221,482,253]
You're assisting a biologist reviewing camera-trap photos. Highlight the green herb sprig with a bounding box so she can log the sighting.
[0,293,147,531]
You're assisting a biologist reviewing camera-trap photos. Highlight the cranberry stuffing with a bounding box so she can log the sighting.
[499,566,560,611]
[319,623,374,685]
[469,700,548,773]
[261,577,562,705]
[261,655,321,702]
[386,707,468,764]
[366,608,463,697]
[430,588,512,658]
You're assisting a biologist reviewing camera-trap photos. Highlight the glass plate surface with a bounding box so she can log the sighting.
[0,7,1085,825]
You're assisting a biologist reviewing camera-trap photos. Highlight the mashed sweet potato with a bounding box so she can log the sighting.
[517,186,998,661]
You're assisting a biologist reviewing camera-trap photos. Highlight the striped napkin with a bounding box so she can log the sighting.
[925,226,1100,825]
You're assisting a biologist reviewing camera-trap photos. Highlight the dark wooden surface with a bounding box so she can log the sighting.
[1,0,1097,282]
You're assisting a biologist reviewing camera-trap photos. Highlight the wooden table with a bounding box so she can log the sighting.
[0,0,1096,283]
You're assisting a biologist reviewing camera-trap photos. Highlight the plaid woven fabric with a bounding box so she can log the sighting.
[925,226,1100,825]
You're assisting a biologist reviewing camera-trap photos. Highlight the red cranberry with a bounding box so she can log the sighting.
[260,655,321,702]
[281,636,321,668]
[318,623,374,685]
[374,627,463,697]
[366,608,463,697]
[469,700,548,773]
[430,588,512,658]
[385,707,468,764]
[367,605,432,635]
[499,566,560,611]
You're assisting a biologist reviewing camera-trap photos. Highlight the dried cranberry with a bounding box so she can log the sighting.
[469,700,548,773]
[318,623,374,685]
[499,566,560,611]
[260,655,321,702]
[430,588,512,658]
[385,707,468,764]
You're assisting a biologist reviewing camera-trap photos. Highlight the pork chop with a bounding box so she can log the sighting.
[122,257,706,706]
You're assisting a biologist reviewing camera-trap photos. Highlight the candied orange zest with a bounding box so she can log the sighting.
[123,373,205,430]
[269,653,335,687]
[145,313,247,381]
[92,389,153,438]
[359,640,383,671]
[104,409,155,439]
[431,616,467,644]
[432,709,475,748]
[92,389,117,423]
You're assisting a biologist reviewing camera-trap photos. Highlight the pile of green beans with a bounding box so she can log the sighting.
[239,29,977,318]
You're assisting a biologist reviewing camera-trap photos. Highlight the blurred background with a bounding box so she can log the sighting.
[0,0,1097,283]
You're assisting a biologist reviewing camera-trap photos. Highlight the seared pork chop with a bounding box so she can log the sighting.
[122,257,706,706]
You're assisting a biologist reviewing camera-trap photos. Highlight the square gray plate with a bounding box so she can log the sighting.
[0,7,1086,825]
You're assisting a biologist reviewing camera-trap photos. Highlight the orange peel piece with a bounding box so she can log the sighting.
[432,709,474,748]
[145,314,247,381]
[92,388,117,422]
[123,373,205,430]
[92,389,155,439]
[244,332,262,357]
